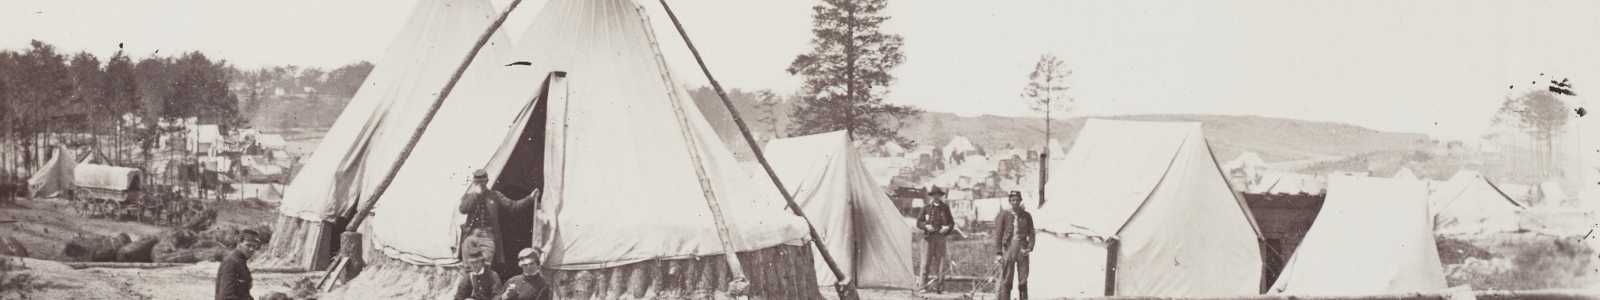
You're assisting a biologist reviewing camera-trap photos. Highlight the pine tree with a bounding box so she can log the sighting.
[786,0,919,146]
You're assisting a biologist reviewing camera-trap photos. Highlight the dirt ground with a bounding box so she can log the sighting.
[0,197,276,261]
[1,195,288,299]
[3,256,316,300]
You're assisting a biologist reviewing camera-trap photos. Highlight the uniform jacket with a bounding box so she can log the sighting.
[215,249,253,300]
[495,273,551,300]
[917,200,956,236]
[454,268,502,300]
[994,208,1036,257]
[459,187,534,264]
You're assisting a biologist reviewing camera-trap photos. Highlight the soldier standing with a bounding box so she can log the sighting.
[994,191,1035,300]
[458,169,537,267]
[916,186,956,293]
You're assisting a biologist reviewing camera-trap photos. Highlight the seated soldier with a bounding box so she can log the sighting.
[495,248,551,300]
[455,244,501,300]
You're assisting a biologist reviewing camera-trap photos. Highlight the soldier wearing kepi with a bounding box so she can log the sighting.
[916,186,956,293]
[495,248,551,300]
[214,230,260,300]
[458,169,538,267]
[454,244,501,300]
[994,191,1036,300]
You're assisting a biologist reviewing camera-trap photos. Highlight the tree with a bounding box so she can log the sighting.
[753,89,782,139]
[1021,54,1073,144]
[104,50,139,118]
[134,57,174,157]
[68,52,107,131]
[1494,76,1578,180]
[158,52,240,129]
[324,61,375,97]
[786,0,919,146]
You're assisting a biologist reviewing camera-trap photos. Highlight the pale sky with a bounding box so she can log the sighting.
[3,0,1597,140]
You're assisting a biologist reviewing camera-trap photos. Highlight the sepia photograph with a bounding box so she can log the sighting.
[0,0,1596,299]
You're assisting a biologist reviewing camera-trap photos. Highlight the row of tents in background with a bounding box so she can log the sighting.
[247,0,1587,298]
[20,121,298,206]
[1226,151,1578,208]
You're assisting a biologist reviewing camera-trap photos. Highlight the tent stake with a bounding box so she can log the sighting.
[656,1,857,299]
[319,0,527,289]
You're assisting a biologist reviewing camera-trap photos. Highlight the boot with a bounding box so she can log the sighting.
[1019,283,1028,300]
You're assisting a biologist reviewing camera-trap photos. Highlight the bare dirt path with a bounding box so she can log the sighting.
[6,256,316,299]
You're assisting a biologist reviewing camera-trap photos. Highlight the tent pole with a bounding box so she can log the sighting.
[1104,238,1119,296]
[1038,153,1048,207]
[319,0,527,288]
[656,1,856,298]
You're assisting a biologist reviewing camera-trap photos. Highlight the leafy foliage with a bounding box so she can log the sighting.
[787,0,920,146]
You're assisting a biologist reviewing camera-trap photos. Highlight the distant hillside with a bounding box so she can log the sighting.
[897,113,1432,164]
[687,88,1432,165]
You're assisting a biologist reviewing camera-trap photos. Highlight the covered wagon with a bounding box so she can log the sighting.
[73,163,145,218]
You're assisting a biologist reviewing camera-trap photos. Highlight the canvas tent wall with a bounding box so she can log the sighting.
[254,0,518,270]
[1393,167,1419,180]
[1031,119,1264,298]
[1429,171,1524,235]
[762,130,915,288]
[27,147,78,198]
[1270,176,1446,295]
[329,0,819,298]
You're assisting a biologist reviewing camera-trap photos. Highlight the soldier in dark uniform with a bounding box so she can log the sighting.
[454,244,501,300]
[994,191,1035,300]
[458,169,538,267]
[916,186,956,293]
[215,230,260,300]
[495,248,551,300]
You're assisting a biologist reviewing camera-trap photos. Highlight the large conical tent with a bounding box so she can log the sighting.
[254,0,519,270]
[328,0,817,298]
[27,147,78,198]
[1030,119,1263,298]
[762,131,915,288]
[1429,171,1524,235]
[1270,176,1446,295]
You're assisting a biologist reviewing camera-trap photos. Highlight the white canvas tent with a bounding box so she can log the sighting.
[1031,119,1264,298]
[761,130,915,289]
[1249,171,1326,196]
[1393,167,1418,180]
[1429,171,1525,235]
[1537,181,1570,205]
[1270,176,1446,295]
[255,0,519,270]
[27,147,78,198]
[1223,151,1266,171]
[329,0,817,298]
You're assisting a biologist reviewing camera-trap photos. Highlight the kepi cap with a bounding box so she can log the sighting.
[517,248,541,265]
